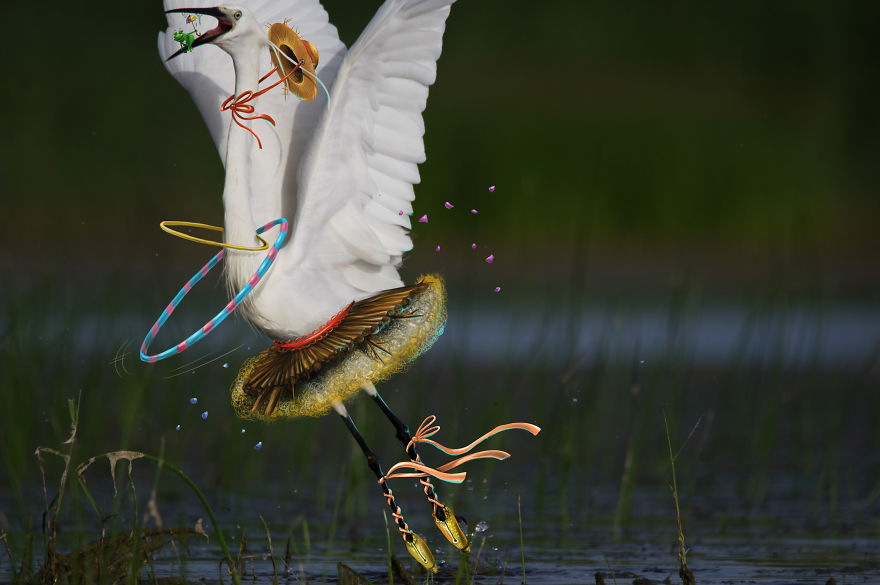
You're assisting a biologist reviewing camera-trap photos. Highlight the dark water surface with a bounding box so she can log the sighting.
[2,470,878,584]
[2,273,879,583]
[12,484,880,584]
[2,485,875,584]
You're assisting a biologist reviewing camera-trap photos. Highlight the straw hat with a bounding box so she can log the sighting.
[268,22,320,101]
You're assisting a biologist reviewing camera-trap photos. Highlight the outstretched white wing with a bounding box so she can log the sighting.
[157,0,346,164]
[285,0,455,298]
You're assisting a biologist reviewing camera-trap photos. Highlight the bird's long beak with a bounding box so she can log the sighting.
[165,6,234,60]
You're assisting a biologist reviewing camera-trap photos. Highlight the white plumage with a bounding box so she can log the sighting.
[157,0,454,339]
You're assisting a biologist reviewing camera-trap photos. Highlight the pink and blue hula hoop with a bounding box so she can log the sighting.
[140,218,289,363]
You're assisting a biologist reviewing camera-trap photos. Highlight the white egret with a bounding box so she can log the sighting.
[156,0,539,571]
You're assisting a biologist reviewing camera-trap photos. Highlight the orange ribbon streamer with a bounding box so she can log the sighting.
[379,416,541,485]
[220,59,304,150]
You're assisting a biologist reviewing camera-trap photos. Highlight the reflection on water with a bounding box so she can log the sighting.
[11,300,880,369]
[443,302,880,368]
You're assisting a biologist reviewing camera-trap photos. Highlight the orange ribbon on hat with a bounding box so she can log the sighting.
[220,59,303,149]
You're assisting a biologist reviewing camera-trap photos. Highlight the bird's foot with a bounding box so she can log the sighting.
[433,504,470,553]
[404,532,438,574]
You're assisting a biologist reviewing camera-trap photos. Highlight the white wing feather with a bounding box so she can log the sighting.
[156,0,455,338]
[276,0,455,315]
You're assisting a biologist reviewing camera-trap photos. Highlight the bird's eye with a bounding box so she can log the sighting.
[234,10,242,20]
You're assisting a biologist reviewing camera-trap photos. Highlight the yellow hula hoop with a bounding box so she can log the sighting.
[160,221,270,251]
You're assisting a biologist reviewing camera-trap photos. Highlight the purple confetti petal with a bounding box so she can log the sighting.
[471,209,478,214]
[488,185,496,192]
[485,254,494,264]
[418,214,428,223]
[201,411,208,420]
[471,243,477,250]
[444,201,454,209]
[494,286,501,293]
[398,210,404,216]
[435,245,441,252]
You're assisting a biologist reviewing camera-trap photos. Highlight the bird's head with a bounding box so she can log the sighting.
[166,6,262,60]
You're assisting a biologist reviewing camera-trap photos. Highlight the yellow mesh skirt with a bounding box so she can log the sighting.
[230,274,446,420]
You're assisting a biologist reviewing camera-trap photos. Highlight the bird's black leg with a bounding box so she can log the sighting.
[332,402,438,571]
[361,383,442,513]
[334,402,409,536]
[361,383,471,552]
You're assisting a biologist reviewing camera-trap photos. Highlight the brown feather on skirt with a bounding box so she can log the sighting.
[243,279,429,415]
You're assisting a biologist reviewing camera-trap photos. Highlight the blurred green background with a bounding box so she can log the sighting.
[1,0,879,569]
[2,0,878,283]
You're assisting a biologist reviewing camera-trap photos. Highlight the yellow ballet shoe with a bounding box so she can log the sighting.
[405,533,438,573]
[433,505,470,553]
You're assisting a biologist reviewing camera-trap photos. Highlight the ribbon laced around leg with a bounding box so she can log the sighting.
[379,416,541,485]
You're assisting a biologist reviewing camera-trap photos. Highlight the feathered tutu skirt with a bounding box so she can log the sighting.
[230,274,446,420]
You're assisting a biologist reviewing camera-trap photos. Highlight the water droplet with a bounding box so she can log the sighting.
[222,362,229,368]
[418,214,428,223]
[254,442,263,450]
[241,428,246,434]
[189,397,198,405]
[175,424,181,431]
[572,397,578,403]
[201,411,208,420]
[444,201,454,209]
[488,185,495,193]
[475,521,489,533]
[485,254,494,264]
